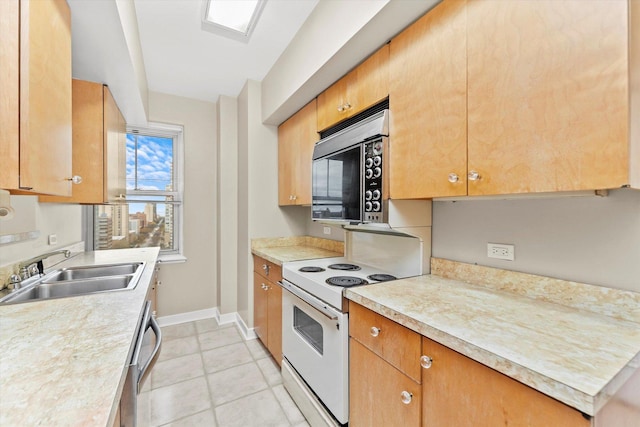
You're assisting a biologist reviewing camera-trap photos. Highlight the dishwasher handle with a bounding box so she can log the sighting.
[131,301,162,394]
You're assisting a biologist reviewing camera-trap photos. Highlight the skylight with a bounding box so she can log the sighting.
[202,0,266,42]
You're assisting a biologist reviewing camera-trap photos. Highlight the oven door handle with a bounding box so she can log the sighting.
[279,279,339,320]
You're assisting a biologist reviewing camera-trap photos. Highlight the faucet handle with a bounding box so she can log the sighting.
[9,274,21,291]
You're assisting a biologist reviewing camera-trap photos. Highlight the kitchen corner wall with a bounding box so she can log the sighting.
[236,80,307,327]
[147,91,217,316]
[432,189,640,292]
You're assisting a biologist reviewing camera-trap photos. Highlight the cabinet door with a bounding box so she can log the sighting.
[0,0,20,190]
[104,85,126,202]
[421,337,589,427]
[467,0,629,196]
[19,0,72,196]
[266,281,282,366]
[389,0,467,199]
[350,339,421,427]
[354,44,389,115]
[317,73,354,132]
[278,100,317,206]
[253,272,268,345]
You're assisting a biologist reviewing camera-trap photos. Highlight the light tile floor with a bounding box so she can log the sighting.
[138,318,309,427]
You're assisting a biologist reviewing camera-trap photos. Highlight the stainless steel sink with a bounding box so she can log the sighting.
[5,276,133,303]
[42,263,142,282]
[0,262,145,304]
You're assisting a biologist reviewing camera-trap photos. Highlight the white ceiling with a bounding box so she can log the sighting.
[133,0,319,103]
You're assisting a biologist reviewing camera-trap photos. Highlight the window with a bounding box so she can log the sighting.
[201,0,266,42]
[91,123,184,260]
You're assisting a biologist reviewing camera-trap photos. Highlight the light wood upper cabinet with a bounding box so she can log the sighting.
[0,0,72,196]
[317,45,389,131]
[278,100,318,206]
[466,0,634,196]
[40,80,127,204]
[389,0,467,199]
[421,337,589,427]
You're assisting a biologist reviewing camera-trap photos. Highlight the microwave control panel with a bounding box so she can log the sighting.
[363,138,384,223]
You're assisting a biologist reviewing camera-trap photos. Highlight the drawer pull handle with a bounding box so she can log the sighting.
[420,355,433,369]
[400,391,412,404]
[262,264,270,275]
[370,326,381,337]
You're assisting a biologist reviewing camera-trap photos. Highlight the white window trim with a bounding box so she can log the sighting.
[127,122,186,262]
[84,122,186,262]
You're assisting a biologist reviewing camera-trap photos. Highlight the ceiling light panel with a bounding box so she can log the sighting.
[202,0,266,42]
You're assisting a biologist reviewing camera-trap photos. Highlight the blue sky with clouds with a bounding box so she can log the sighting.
[126,134,173,217]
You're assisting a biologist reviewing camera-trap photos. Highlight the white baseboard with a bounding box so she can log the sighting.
[158,307,257,341]
[157,308,217,327]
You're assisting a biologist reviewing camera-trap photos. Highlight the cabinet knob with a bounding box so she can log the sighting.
[420,355,433,369]
[67,175,83,185]
[448,173,459,183]
[400,391,413,404]
[262,264,270,275]
[370,326,381,337]
[468,170,480,181]
[261,283,268,290]
[344,102,351,110]
[337,105,344,112]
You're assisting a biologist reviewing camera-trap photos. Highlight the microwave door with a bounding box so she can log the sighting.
[312,145,362,222]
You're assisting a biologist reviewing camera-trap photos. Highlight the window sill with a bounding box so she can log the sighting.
[158,254,187,264]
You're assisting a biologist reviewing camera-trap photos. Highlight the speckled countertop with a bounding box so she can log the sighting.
[251,236,343,265]
[345,259,640,417]
[0,247,160,427]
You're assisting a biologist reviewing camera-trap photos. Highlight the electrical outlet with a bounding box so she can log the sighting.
[323,226,331,235]
[48,234,58,245]
[487,243,515,261]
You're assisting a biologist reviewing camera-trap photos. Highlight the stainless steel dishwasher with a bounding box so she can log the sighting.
[120,300,162,427]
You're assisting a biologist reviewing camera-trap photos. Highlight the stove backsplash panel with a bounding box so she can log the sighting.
[346,231,429,278]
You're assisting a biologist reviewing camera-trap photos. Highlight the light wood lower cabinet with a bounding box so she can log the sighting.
[349,302,422,426]
[350,339,421,427]
[421,337,589,427]
[349,302,591,427]
[253,255,283,365]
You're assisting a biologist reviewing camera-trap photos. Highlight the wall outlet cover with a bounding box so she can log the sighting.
[487,243,515,261]
[48,234,58,245]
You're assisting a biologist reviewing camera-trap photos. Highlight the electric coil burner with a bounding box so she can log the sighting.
[298,266,325,273]
[367,273,397,282]
[325,276,369,287]
[328,263,361,271]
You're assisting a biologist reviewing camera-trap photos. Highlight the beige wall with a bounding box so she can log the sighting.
[0,196,82,267]
[432,189,640,292]
[216,95,238,315]
[148,91,217,316]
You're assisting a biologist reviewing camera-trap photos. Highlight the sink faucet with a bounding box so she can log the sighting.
[18,250,71,280]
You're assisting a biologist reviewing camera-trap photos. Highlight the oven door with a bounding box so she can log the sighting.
[312,144,362,222]
[281,280,349,424]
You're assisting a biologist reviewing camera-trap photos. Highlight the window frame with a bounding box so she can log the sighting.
[86,122,186,262]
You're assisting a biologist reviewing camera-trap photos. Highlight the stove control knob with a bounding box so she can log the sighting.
[365,158,373,168]
[373,167,381,178]
[365,168,373,179]
[372,189,381,200]
[365,190,373,200]
[370,326,381,337]
[372,201,381,211]
[373,156,382,167]
[365,201,373,212]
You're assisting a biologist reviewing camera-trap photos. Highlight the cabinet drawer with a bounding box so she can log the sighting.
[349,302,421,382]
[253,255,282,281]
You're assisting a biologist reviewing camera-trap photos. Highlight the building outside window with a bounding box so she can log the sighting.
[91,123,184,260]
